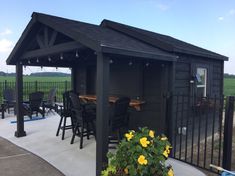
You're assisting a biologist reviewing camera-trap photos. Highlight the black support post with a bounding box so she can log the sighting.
[222,96,234,170]
[71,67,77,92]
[15,63,26,137]
[96,52,109,176]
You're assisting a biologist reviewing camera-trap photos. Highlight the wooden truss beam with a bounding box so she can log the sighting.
[21,41,83,59]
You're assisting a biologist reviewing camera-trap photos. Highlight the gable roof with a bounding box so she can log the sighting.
[101,19,228,61]
[7,12,176,65]
[7,12,227,65]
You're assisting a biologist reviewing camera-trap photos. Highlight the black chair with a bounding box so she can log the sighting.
[43,88,57,114]
[69,92,96,149]
[22,91,44,119]
[0,104,5,119]
[108,97,130,147]
[3,88,16,114]
[56,91,75,140]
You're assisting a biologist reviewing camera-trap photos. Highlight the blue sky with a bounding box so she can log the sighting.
[0,0,234,74]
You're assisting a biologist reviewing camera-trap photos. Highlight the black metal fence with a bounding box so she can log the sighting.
[0,81,71,103]
[166,94,234,174]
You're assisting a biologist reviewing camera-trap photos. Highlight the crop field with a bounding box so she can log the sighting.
[224,78,235,96]
[0,76,71,82]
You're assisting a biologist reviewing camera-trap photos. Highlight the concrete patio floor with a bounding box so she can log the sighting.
[0,112,206,176]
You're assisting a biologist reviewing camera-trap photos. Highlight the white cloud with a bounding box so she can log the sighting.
[0,28,12,36]
[218,16,224,21]
[0,39,14,52]
[229,9,235,16]
[157,3,169,11]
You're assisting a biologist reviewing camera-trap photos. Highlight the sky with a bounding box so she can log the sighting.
[0,0,235,74]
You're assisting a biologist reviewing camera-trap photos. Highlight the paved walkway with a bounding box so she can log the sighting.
[0,112,206,176]
[0,137,64,176]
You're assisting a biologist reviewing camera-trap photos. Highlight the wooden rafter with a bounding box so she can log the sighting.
[21,41,83,59]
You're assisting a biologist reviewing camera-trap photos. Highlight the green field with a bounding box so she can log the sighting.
[224,78,235,96]
[0,76,71,82]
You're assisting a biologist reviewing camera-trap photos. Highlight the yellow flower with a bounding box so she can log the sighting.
[139,137,150,147]
[137,155,148,165]
[149,130,155,138]
[168,168,174,176]
[124,168,128,174]
[166,145,172,154]
[125,132,134,141]
[163,150,169,158]
[160,136,168,141]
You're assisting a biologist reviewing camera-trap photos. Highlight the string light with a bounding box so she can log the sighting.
[60,53,63,60]
[48,56,52,62]
[128,61,133,66]
[75,50,79,58]
[36,58,39,63]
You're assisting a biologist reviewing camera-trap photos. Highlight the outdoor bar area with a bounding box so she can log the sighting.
[6,12,178,175]
[5,12,231,176]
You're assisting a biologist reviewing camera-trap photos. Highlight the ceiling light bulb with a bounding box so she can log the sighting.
[128,61,133,66]
[28,60,31,64]
[36,58,39,63]
[60,53,63,60]
[75,50,79,58]
[48,57,51,62]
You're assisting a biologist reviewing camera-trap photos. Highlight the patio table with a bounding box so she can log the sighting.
[79,95,145,111]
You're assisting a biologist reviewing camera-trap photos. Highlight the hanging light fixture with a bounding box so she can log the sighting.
[48,56,52,62]
[128,60,133,66]
[75,50,79,58]
[36,58,39,63]
[60,53,63,60]
[28,59,31,64]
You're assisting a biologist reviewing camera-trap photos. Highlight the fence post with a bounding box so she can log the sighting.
[222,96,234,170]
[4,80,7,90]
[65,81,68,92]
[35,81,38,92]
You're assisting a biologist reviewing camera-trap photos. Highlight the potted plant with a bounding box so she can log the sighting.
[102,127,174,176]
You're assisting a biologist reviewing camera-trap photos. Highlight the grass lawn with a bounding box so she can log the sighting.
[224,78,235,96]
[0,76,71,82]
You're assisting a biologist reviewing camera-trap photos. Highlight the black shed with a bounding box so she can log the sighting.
[6,12,228,175]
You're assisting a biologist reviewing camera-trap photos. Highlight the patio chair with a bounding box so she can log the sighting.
[108,97,130,147]
[0,104,5,119]
[69,92,96,149]
[43,88,57,114]
[22,91,44,119]
[56,91,75,140]
[3,88,16,114]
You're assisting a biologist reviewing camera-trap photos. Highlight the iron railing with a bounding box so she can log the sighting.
[0,81,71,103]
[166,94,234,174]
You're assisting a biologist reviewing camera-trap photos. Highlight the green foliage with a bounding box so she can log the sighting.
[102,127,173,176]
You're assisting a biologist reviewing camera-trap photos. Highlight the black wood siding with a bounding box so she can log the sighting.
[74,59,169,134]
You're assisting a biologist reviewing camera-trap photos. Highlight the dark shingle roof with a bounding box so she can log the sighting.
[101,19,228,61]
[7,12,227,65]
[33,13,176,60]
